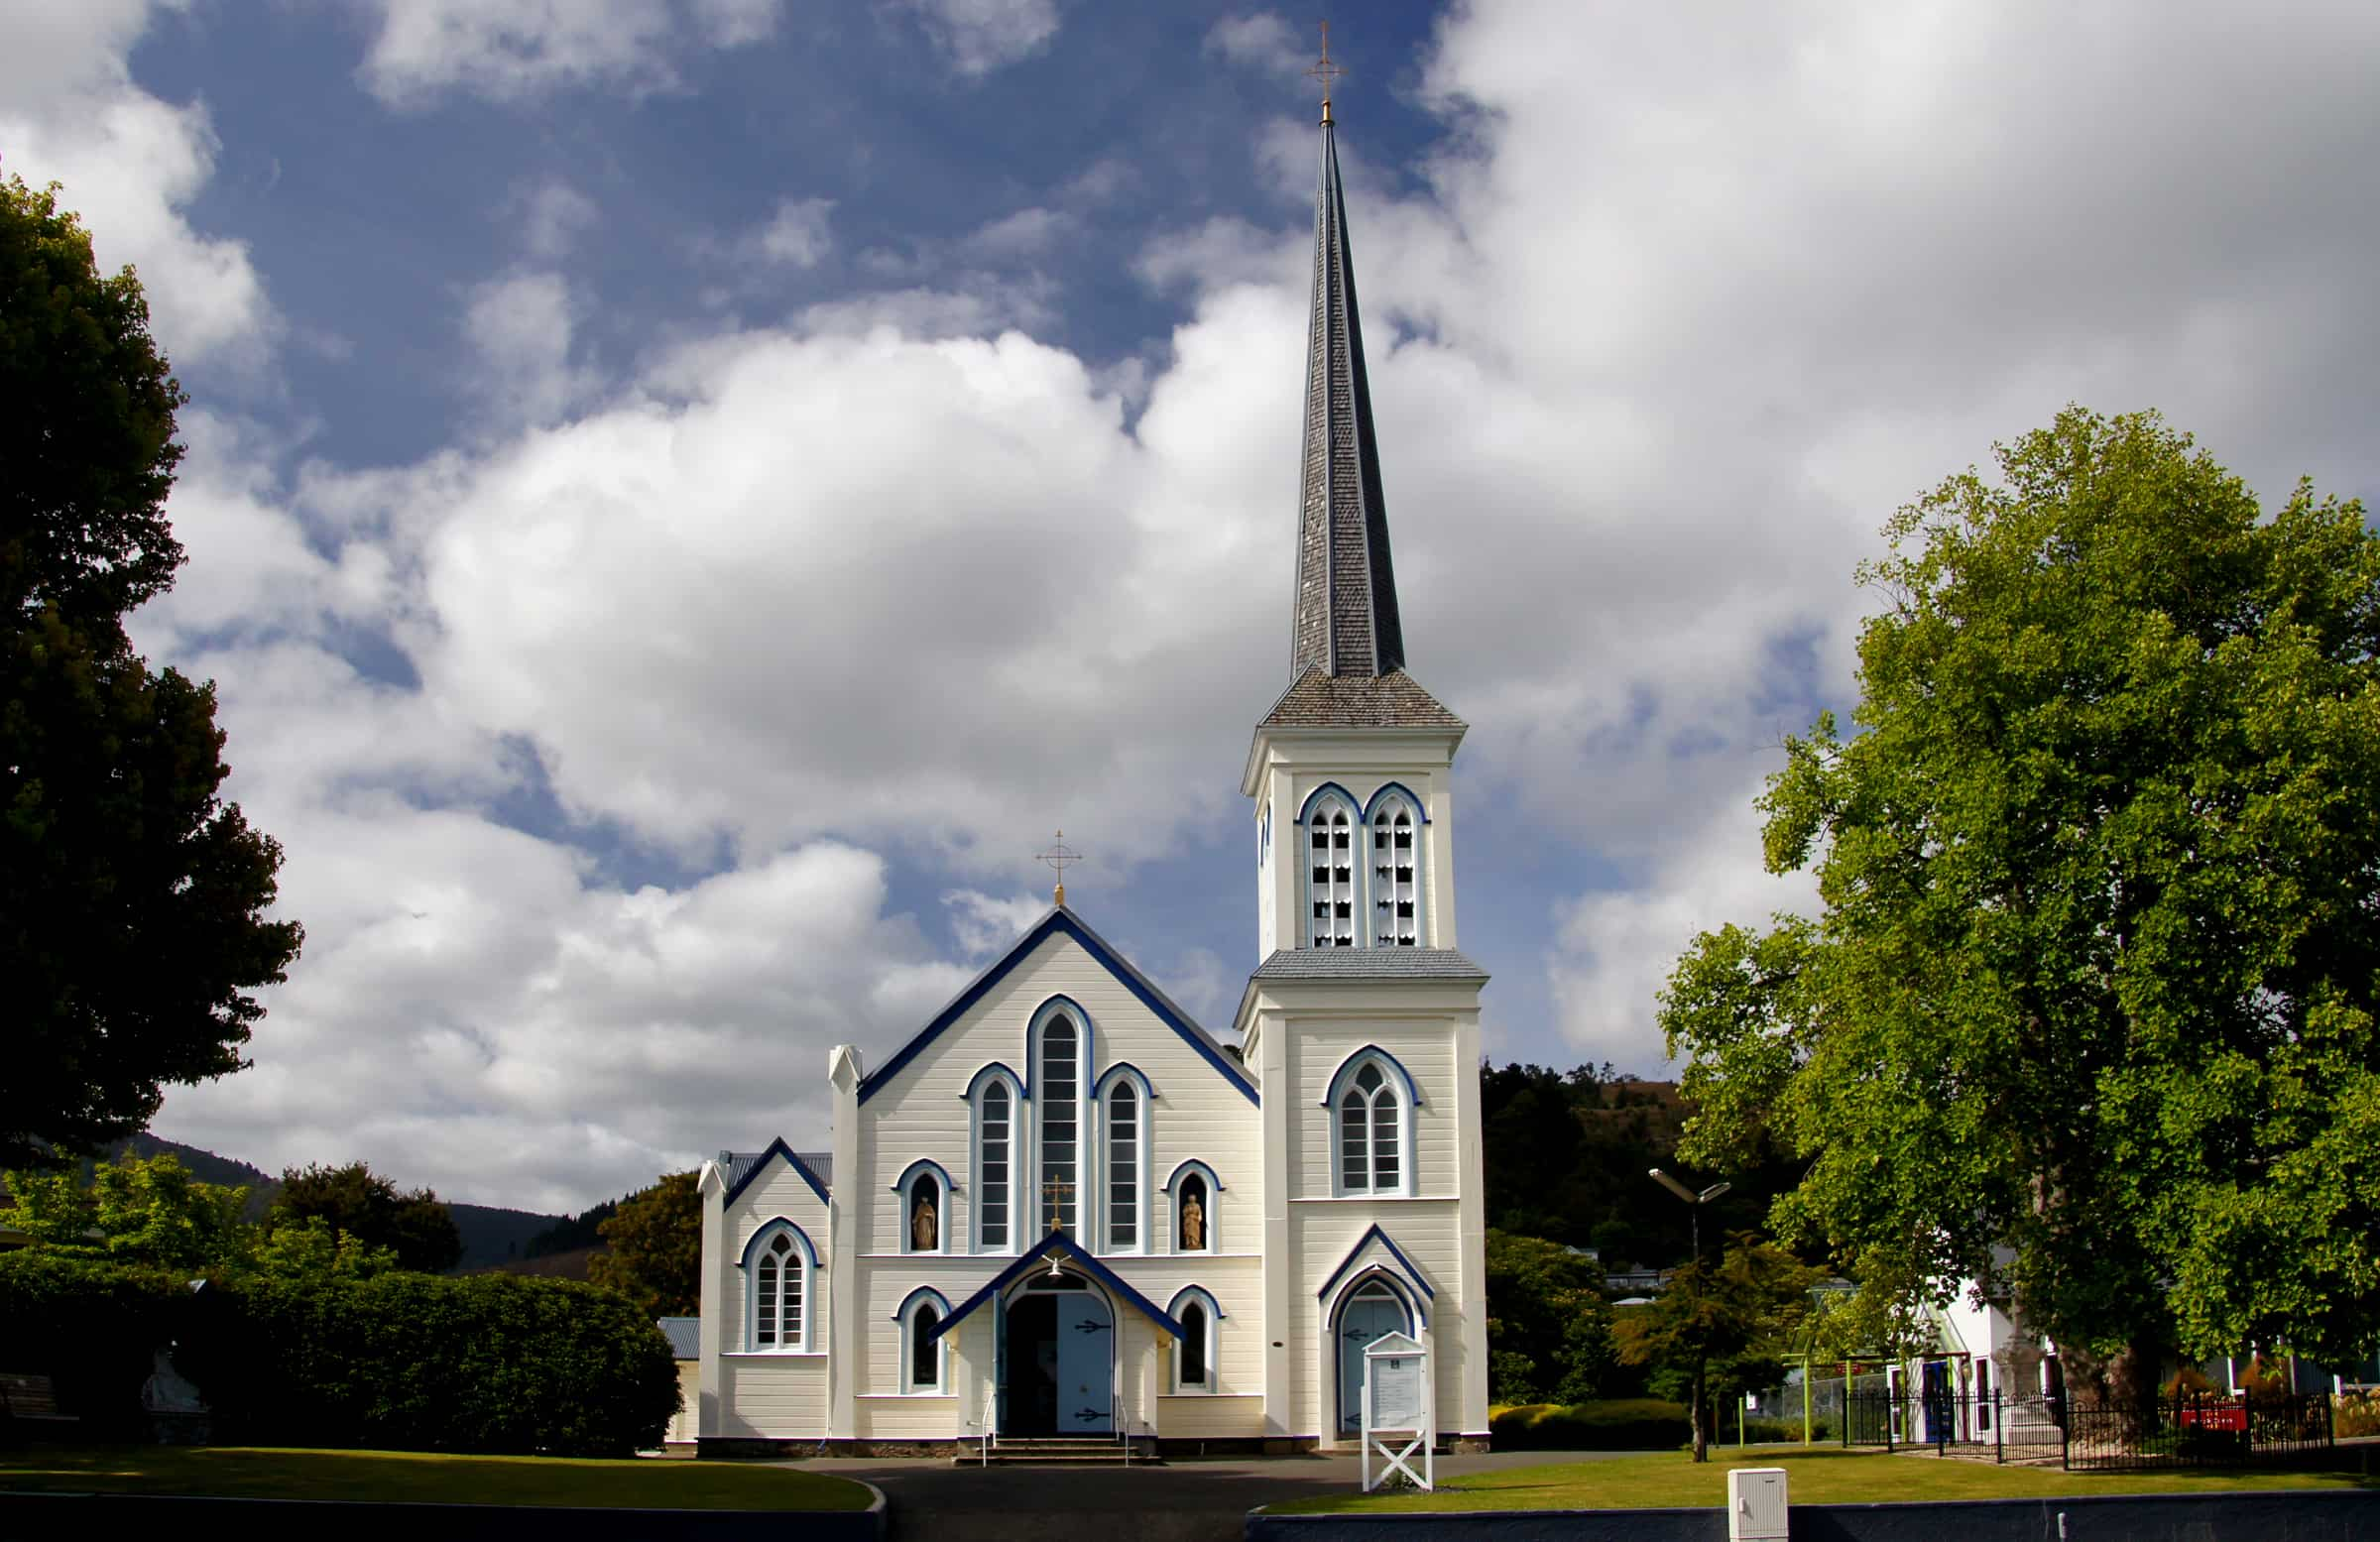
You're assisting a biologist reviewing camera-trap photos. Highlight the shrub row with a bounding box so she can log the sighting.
[0,1252,678,1456]
[1490,1399,1692,1450]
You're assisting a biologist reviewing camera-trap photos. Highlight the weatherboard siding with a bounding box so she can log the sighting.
[716,1357,829,1438]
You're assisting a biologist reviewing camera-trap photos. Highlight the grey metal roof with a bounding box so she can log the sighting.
[655,1316,699,1359]
[716,1148,832,1195]
[1292,116,1405,685]
[1250,947,1488,982]
[1259,666,1464,731]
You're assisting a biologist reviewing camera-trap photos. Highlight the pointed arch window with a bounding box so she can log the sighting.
[743,1222,815,1353]
[908,1301,943,1390]
[1168,1286,1223,1392]
[1331,1053,1412,1196]
[1305,794,1359,948]
[1369,800,1421,946]
[1037,1014,1081,1234]
[1107,1081,1139,1250]
[977,1078,1013,1251]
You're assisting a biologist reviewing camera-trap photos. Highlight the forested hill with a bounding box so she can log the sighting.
[1480,1064,1799,1269]
[91,1134,566,1271]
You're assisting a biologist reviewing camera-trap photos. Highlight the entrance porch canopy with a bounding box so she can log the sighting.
[928,1230,1187,1343]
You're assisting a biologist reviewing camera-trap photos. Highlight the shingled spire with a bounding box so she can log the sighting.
[1261,102,1460,735]
[1292,112,1403,679]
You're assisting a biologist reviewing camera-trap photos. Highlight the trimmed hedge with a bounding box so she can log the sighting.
[1490,1399,1692,1450]
[0,1252,678,1456]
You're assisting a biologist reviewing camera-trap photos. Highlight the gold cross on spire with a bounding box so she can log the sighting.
[1306,21,1346,126]
[1036,829,1083,906]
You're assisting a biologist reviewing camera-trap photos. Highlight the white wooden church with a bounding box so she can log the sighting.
[692,102,1492,1456]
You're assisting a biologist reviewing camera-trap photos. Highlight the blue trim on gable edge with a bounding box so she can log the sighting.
[858,907,1257,1108]
[1315,1223,1437,1308]
[927,1231,1189,1342]
[721,1136,831,1208]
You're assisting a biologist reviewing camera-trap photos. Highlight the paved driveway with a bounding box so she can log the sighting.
[802,1449,1630,1541]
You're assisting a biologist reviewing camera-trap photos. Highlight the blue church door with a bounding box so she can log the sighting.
[1336,1281,1407,1433]
[1055,1289,1114,1432]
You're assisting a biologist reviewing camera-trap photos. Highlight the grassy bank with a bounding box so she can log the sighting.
[1270,1445,2380,1514]
[0,1446,873,1510]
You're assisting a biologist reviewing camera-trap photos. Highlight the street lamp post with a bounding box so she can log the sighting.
[1647,1168,1730,1270]
[1648,1168,1732,1463]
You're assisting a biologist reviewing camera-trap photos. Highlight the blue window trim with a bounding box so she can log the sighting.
[1295,780,1364,826]
[1332,1265,1425,1333]
[857,907,1257,1107]
[737,1217,819,1270]
[960,1061,1024,1103]
[1319,1044,1425,1109]
[891,1157,957,1196]
[722,1136,832,1208]
[1316,1223,1436,1313]
[1093,1061,1157,1101]
[1361,781,1432,823]
[928,1231,1187,1343]
[1025,996,1096,1101]
[890,1284,953,1322]
[1163,1158,1224,1196]
[1166,1283,1227,1323]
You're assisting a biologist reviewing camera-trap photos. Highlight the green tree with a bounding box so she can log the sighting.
[1615,1234,1819,1462]
[588,1170,700,1317]
[1484,1230,1622,1404]
[0,1150,246,1268]
[2,174,302,1168]
[273,1161,462,1274]
[1663,409,2380,1399]
[249,1214,399,1280]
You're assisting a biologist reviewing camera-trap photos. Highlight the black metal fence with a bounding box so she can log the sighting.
[1840,1388,2334,1472]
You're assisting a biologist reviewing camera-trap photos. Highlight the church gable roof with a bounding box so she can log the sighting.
[1258,666,1465,731]
[718,1136,832,1206]
[928,1231,1188,1342]
[857,905,1257,1107]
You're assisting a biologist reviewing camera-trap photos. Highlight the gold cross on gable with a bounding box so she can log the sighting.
[1043,1174,1075,1234]
[1036,829,1083,906]
[1306,20,1347,125]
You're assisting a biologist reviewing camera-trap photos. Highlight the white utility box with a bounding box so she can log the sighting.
[1726,1466,1789,1542]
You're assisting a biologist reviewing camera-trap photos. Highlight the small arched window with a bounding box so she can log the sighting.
[909,1302,942,1391]
[978,1079,1012,1251]
[1177,1173,1210,1252]
[1371,806,1419,946]
[1308,802,1356,947]
[1107,1081,1139,1251]
[1170,1286,1221,1391]
[1338,1061,1401,1194]
[903,1170,943,1253]
[746,1223,813,1352]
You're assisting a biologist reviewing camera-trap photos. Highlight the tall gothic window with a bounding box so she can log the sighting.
[1308,800,1357,947]
[1107,1081,1138,1250]
[1371,803,1419,946]
[1337,1060,1402,1194]
[1039,1015,1079,1233]
[749,1225,809,1351]
[978,1079,1012,1250]
[1179,1300,1208,1385]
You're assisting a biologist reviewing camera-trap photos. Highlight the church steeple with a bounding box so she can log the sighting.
[1292,108,1404,680]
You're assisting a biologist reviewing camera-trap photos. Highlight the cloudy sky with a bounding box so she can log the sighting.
[9,0,2377,1213]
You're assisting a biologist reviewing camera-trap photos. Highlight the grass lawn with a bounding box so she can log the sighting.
[1270,1444,2380,1515]
[0,1446,874,1510]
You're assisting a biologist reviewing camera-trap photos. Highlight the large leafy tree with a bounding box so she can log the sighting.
[1663,409,2380,1396]
[589,1171,700,1317]
[2,175,302,1166]
[273,1161,463,1274]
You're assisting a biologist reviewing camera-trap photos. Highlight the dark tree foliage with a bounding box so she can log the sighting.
[1479,1062,1798,1268]
[589,1171,700,1317]
[273,1160,463,1274]
[525,1196,619,1259]
[2,175,301,1167]
[1484,1229,1629,1405]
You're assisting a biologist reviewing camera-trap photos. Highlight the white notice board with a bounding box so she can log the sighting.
[1361,1330,1433,1492]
